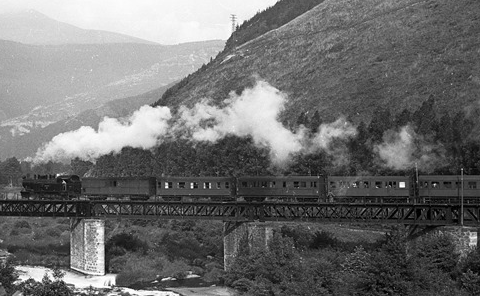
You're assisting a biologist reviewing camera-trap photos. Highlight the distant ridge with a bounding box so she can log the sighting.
[0,9,157,45]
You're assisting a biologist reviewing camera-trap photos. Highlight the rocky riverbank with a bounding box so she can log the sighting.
[15,266,236,296]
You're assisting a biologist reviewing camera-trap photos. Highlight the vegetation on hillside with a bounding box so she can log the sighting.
[224,0,325,50]
[225,227,480,295]
[154,0,480,128]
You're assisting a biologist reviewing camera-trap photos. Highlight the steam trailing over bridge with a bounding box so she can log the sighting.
[32,80,444,171]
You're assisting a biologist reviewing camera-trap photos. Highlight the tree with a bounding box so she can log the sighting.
[368,106,393,143]
[412,96,437,136]
[0,260,18,295]
[309,110,322,134]
[70,158,93,177]
[17,267,73,296]
[0,157,22,185]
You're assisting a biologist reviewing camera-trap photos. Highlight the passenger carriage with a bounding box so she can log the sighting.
[156,176,236,201]
[236,176,325,202]
[327,176,411,203]
[418,175,480,204]
[81,177,156,200]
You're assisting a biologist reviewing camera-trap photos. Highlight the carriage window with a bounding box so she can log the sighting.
[363,181,369,188]
[456,182,461,188]
[261,181,268,188]
[165,182,173,189]
[191,182,199,189]
[283,182,287,188]
[216,182,221,189]
[352,181,360,188]
[399,182,406,188]
[107,180,118,187]
[431,182,439,188]
[301,181,307,187]
[386,181,397,188]
[330,182,336,189]
[225,182,230,189]
[242,182,248,188]
[375,181,382,188]
[443,182,452,188]
[340,181,348,188]
[421,182,428,188]
[269,181,276,188]
[469,182,477,189]
[204,182,212,189]
[178,182,186,189]
[311,182,317,188]
[293,181,300,188]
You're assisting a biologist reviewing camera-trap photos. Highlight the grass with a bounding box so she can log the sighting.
[154,0,480,126]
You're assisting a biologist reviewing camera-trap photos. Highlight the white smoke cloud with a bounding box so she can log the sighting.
[312,117,357,150]
[32,80,360,167]
[309,117,358,166]
[33,105,172,163]
[374,125,445,171]
[178,80,305,164]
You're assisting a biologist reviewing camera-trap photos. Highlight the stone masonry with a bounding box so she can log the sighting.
[70,218,105,275]
[223,221,273,271]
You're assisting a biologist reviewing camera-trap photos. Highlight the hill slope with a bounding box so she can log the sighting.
[154,0,480,124]
[0,9,155,45]
[0,39,224,122]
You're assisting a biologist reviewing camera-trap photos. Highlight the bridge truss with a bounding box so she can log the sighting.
[0,200,479,226]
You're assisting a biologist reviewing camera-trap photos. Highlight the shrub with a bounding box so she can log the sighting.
[45,227,62,238]
[13,220,31,229]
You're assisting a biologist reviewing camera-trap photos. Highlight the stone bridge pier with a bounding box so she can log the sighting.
[408,225,478,257]
[70,218,105,275]
[223,221,273,271]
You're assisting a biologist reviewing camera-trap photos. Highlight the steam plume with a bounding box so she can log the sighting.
[33,80,360,167]
[374,125,445,171]
[33,105,172,163]
[178,80,305,164]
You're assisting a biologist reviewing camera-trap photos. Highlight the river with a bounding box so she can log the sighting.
[15,266,235,296]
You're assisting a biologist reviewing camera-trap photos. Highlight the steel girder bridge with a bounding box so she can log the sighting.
[0,200,479,226]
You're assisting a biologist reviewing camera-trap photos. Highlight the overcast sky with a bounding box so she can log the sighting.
[0,0,278,44]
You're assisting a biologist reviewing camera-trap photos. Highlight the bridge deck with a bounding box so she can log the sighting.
[0,200,478,225]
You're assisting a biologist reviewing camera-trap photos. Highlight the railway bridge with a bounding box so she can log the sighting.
[0,199,478,275]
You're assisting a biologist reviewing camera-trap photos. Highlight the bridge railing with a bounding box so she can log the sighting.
[0,200,479,226]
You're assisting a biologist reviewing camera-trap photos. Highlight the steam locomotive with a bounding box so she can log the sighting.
[20,174,480,203]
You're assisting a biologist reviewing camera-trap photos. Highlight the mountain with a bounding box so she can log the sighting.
[154,0,480,124]
[0,9,156,45]
[0,38,224,159]
[0,84,173,159]
[0,10,225,160]
[0,39,224,122]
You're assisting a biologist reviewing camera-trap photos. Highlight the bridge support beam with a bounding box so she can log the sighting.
[70,218,105,275]
[408,225,477,257]
[223,221,273,271]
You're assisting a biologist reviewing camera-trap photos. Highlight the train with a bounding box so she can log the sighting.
[19,173,480,203]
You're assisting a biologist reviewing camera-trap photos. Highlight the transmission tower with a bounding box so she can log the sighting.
[230,14,237,34]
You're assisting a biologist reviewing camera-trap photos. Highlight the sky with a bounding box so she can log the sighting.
[0,0,279,44]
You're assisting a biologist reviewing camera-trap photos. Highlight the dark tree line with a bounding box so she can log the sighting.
[225,227,480,296]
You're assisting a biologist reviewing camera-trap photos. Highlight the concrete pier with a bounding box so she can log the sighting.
[70,218,105,275]
[223,221,273,271]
